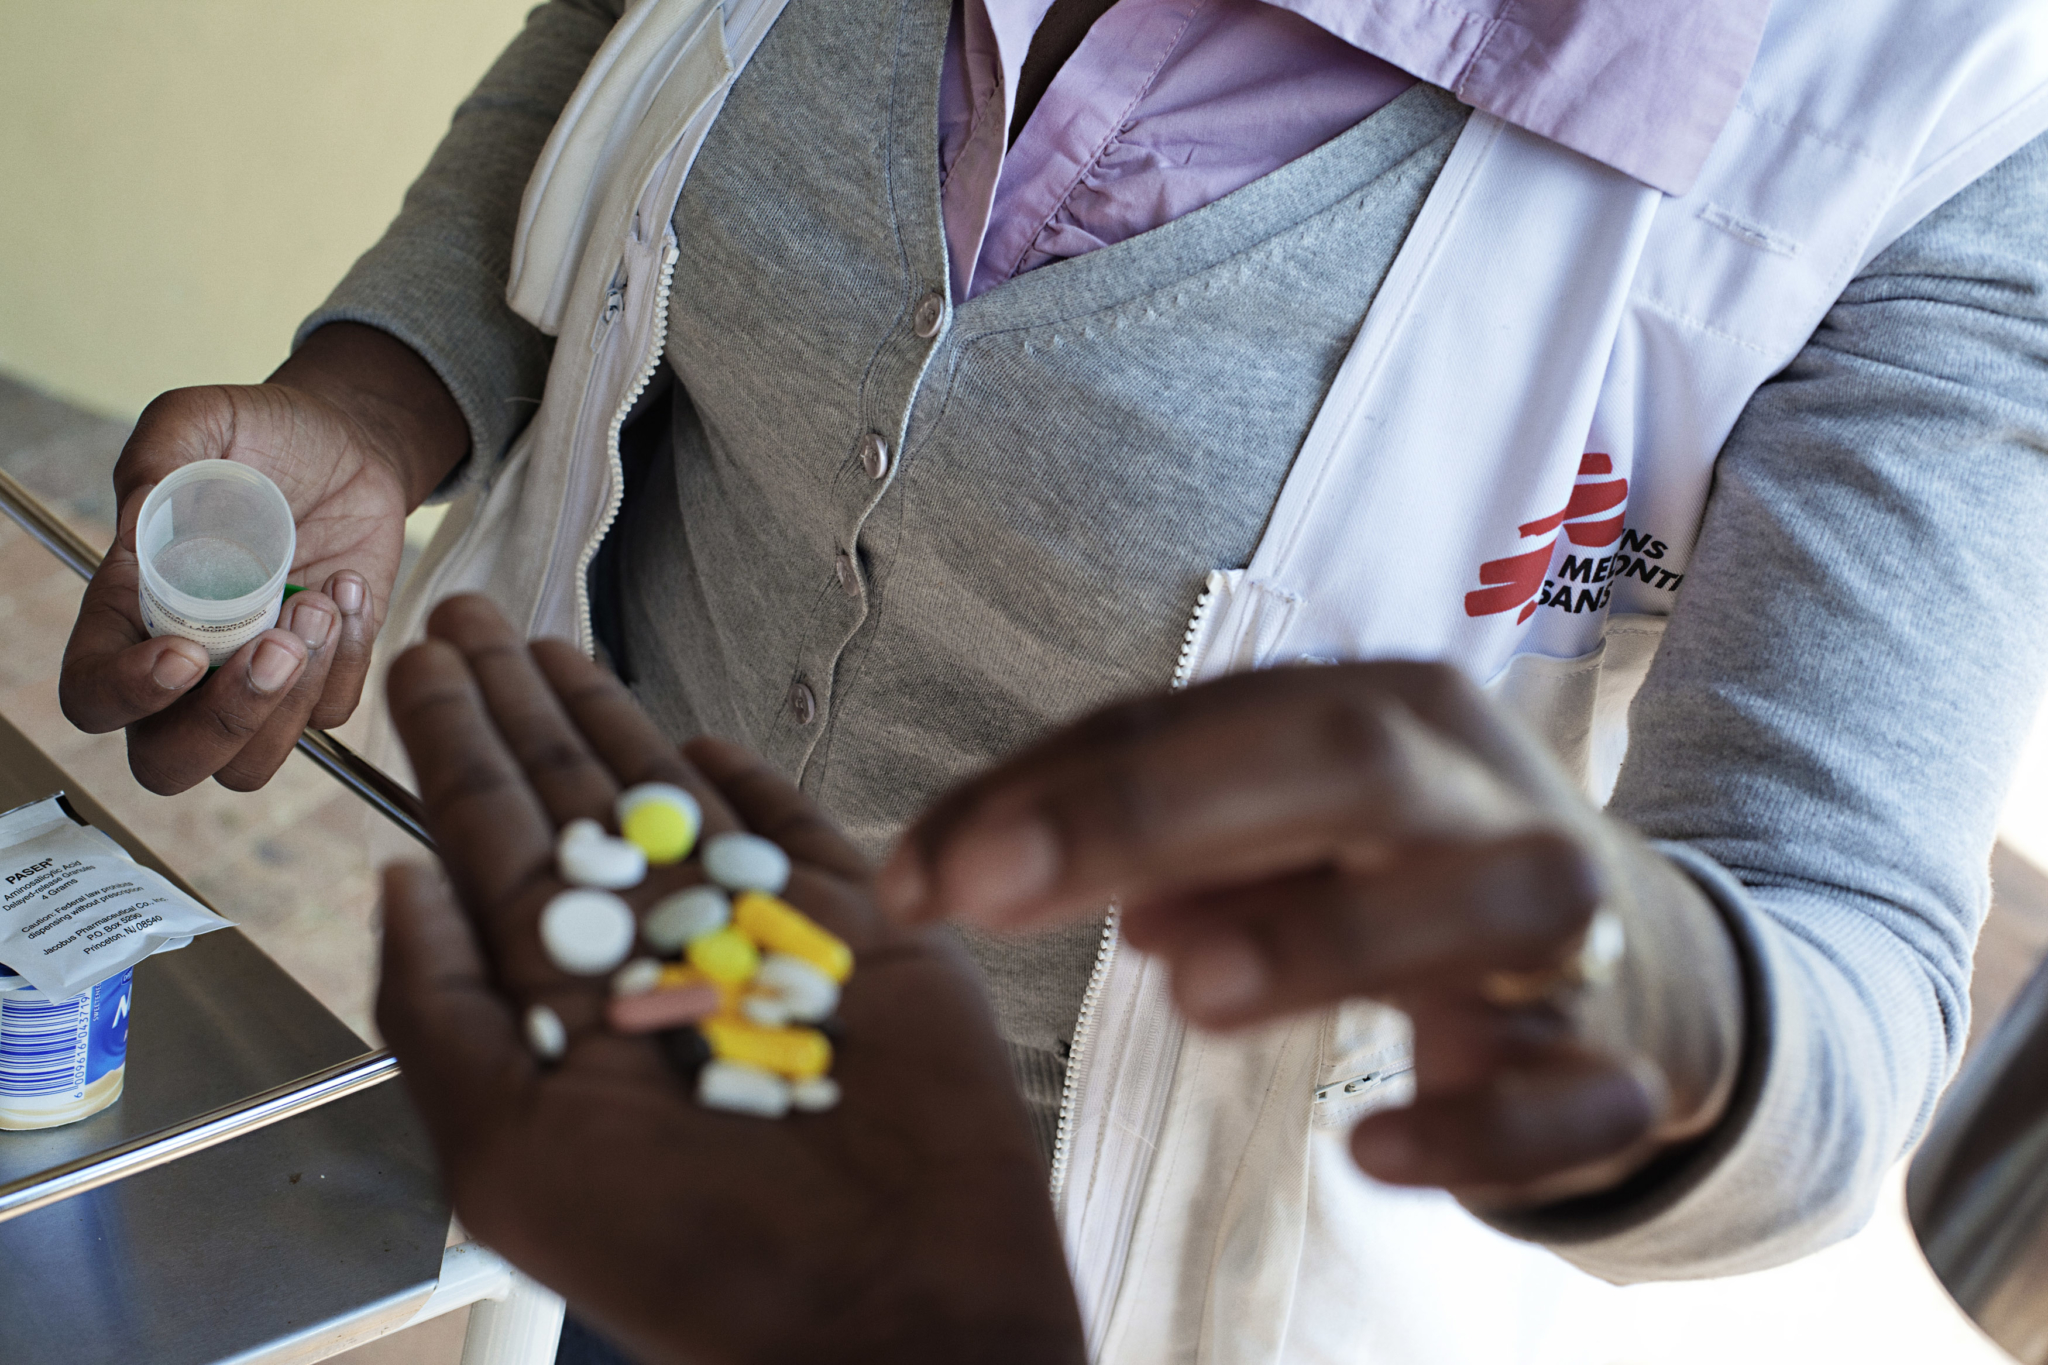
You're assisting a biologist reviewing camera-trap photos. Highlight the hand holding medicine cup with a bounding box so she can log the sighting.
[374,595,1085,1365]
[878,662,1750,1214]
[59,323,468,794]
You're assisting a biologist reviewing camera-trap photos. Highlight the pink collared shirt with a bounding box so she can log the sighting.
[938,0,1770,300]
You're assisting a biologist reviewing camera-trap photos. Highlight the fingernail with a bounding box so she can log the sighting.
[288,599,334,650]
[331,573,366,616]
[1351,1121,1424,1182]
[152,644,205,691]
[1175,937,1268,1019]
[876,847,928,922]
[251,639,300,693]
[943,816,1061,927]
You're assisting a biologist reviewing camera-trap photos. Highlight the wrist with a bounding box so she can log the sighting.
[272,322,469,508]
[1580,832,1747,1168]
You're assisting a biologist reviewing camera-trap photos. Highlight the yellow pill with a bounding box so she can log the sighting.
[702,1016,833,1081]
[686,927,760,986]
[733,892,853,983]
[618,786,700,865]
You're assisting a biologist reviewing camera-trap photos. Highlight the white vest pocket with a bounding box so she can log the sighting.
[1485,612,1668,803]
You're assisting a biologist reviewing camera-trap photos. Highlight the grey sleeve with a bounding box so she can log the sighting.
[1496,129,2048,1280]
[294,0,627,495]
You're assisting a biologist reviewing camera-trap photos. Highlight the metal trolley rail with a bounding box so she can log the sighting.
[0,471,565,1364]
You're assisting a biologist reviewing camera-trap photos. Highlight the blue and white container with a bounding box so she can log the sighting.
[0,964,132,1130]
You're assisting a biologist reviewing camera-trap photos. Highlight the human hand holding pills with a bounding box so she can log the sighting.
[376,595,1082,1365]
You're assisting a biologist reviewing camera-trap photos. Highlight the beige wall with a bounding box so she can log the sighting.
[0,0,539,417]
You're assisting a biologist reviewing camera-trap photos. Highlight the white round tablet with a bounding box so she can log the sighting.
[540,888,638,976]
[557,830,648,890]
[702,832,791,895]
[525,1003,567,1061]
[641,886,731,955]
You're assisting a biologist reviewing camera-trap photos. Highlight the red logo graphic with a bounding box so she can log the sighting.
[1464,454,1628,624]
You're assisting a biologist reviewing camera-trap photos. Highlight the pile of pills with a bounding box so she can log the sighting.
[521,783,851,1119]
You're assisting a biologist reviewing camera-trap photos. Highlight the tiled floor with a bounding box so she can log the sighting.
[4,369,2046,1363]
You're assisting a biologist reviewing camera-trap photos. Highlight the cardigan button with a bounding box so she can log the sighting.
[787,682,818,726]
[834,551,861,595]
[859,432,891,480]
[913,291,947,339]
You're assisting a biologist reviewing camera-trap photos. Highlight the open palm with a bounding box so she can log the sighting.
[376,596,1083,1365]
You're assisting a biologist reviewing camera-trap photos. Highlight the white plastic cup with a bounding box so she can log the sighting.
[0,966,133,1131]
[135,462,297,667]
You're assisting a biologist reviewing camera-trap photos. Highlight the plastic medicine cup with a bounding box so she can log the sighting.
[136,462,297,667]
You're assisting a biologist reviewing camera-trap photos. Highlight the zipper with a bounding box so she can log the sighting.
[574,238,682,657]
[1048,571,1221,1198]
[567,0,791,658]
[1169,572,1223,691]
[1048,905,1119,1201]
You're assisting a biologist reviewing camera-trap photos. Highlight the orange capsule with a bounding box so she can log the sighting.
[608,983,723,1034]
[660,963,741,1016]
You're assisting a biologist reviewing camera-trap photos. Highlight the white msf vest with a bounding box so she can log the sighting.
[378,0,2048,1359]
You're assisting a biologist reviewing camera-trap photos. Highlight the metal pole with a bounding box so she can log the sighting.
[0,467,101,578]
[0,467,432,848]
[0,1050,399,1225]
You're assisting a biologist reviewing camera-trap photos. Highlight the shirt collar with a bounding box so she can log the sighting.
[1265,0,1773,195]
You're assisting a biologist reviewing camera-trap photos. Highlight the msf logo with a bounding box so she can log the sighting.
[1464,454,1628,624]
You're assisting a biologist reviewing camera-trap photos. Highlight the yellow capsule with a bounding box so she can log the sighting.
[619,792,699,865]
[732,892,853,983]
[686,926,760,986]
[701,1016,833,1081]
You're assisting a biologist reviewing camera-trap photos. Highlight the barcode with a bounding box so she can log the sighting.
[0,994,87,1097]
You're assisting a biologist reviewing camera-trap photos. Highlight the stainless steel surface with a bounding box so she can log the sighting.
[0,713,448,1363]
[0,1051,399,1226]
[211,1242,518,1365]
[1910,948,2048,1363]
[0,468,433,848]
